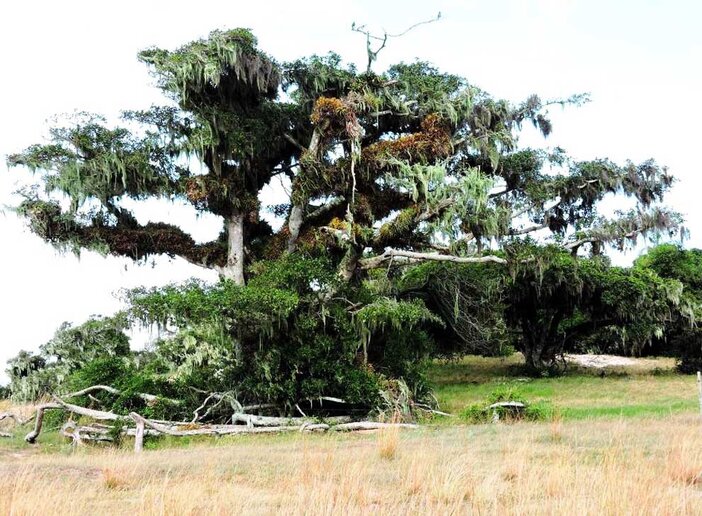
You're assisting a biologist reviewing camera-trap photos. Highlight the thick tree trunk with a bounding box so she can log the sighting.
[521,318,558,375]
[219,212,245,285]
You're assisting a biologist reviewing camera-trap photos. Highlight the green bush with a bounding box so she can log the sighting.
[460,386,553,423]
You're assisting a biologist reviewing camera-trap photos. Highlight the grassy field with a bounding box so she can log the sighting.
[0,355,700,514]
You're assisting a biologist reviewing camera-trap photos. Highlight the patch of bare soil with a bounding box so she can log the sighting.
[566,354,637,368]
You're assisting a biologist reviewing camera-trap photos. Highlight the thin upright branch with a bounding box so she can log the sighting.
[352,13,442,72]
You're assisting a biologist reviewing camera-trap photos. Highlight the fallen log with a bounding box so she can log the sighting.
[332,422,419,432]
[24,403,61,443]
[231,414,352,427]
[130,413,304,436]
[60,421,117,445]
[25,398,120,444]
[53,397,121,421]
[0,412,31,426]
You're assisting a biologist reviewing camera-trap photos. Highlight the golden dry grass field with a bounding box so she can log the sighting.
[0,356,700,515]
[0,416,700,515]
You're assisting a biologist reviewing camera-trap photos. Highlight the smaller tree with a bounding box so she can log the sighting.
[503,246,694,373]
[7,315,131,401]
[635,244,702,372]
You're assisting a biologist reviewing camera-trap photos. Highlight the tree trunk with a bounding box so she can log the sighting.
[220,211,245,285]
[287,204,305,252]
[287,127,324,252]
[521,319,557,375]
[338,246,361,283]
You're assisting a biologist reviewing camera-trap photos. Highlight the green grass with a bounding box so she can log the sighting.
[428,354,699,422]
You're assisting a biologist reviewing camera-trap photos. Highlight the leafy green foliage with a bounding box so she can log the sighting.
[459,386,553,423]
[503,247,693,373]
[6,315,131,402]
[399,261,511,357]
[635,245,702,372]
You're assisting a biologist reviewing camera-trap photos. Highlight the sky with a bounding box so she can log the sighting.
[1,0,701,378]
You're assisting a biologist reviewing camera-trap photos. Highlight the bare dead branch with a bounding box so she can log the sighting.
[332,422,419,431]
[352,13,442,72]
[509,223,549,236]
[24,403,61,443]
[60,384,179,405]
[232,414,352,428]
[283,133,306,152]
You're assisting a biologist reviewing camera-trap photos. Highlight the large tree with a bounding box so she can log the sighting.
[5,27,687,409]
[7,28,680,288]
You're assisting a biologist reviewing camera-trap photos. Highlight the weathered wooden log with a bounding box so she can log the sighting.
[332,422,419,432]
[487,402,526,410]
[0,412,31,425]
[132,415,145,453]
[60,421,82,445]
[60,422,115,445]
[53,397,121,421]
[131,413,311,437]
[231,414,352,427]
[299,423,330,433]
[24,403,61,443]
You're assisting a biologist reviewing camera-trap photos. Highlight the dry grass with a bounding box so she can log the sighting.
[0,415,700,514]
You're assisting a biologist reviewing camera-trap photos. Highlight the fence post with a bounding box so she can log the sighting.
[134,417,145,453]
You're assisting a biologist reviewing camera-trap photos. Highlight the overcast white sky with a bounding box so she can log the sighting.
[1,0,700,379]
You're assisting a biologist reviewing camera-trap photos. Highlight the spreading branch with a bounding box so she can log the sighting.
[361,249,507,270]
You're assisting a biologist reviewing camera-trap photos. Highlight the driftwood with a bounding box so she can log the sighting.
[0,412,32,425]
[130,413,304,436]
[25,403,61,444]
[332,422,419,431]
[231,414,352,428]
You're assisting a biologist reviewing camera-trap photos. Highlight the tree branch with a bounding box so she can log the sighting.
[361,248,507,269]
[509,223,549,236]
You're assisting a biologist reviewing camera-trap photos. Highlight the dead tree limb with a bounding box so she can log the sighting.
[332,422,419,432]
[132,415,145,453]
[60,385,178,404]
[24,403,61,443]
[232,414,352,428]
[130,413,303,436]
[53,397,121,421]
[0,412,32,426]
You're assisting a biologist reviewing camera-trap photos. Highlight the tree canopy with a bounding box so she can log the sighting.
[8,28,680,288]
